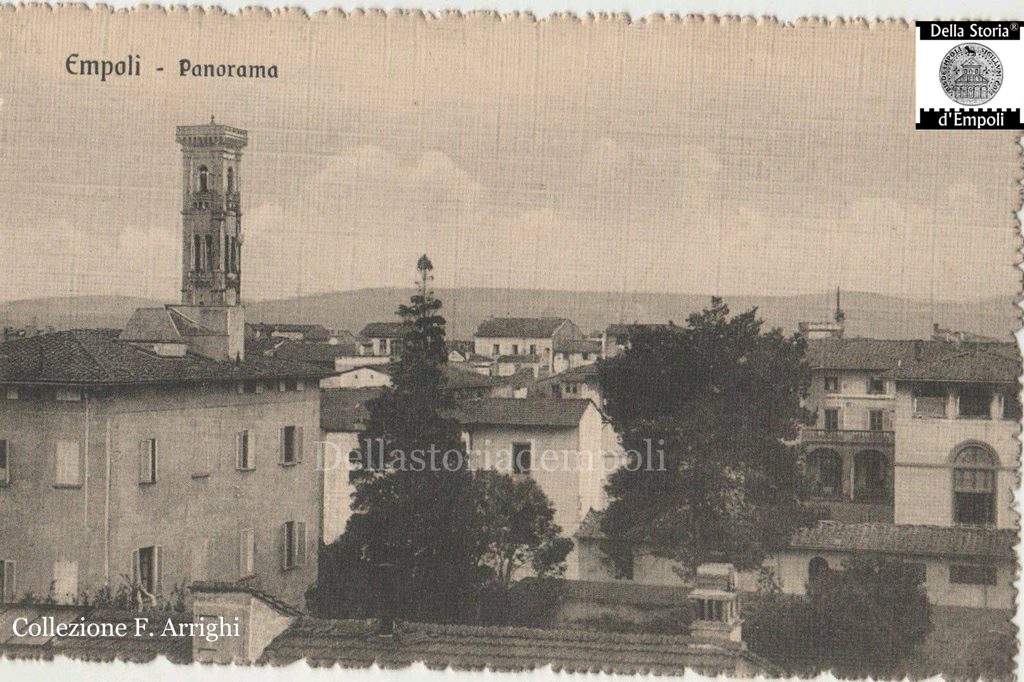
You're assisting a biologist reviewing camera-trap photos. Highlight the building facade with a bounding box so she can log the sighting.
[0,121,325,609]
[473,317,584,373]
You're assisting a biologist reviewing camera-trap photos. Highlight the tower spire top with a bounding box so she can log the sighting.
[834,287,845,324]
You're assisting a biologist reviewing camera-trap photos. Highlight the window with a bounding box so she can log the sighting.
[193,235,203,271]
[1002,391,1022,421]
[240,381,259,394]
[869,409,884,432]
[823,408,840,431]
[204,235,215,272]
[824,376,839,393]
[55,389,82,402]
[953,444,997,525]
[5,388,18,400]
[529,344,537,355]
[280,426,303,465]
[582,353,590,361]
[808,556,829,582]
[236,430,255,470]
[512,344,519,355]
[279,379,302,392]
[950,564,997,586]
[913,382,947,417]
[239,529,256,579]
[959,385,991,419]
[0,560,14,603]
[55,440,82,487]
[512,441,532,475]
[283,521,307,570]
[139,439,158,484]
[0,439,9,485]
[807,449,842,498]
[226,167,235,194]
[868,377,886,395]
[492,344,500,356]
[853,450,887,501]
[197,165,209,193]
[132,546,162,599]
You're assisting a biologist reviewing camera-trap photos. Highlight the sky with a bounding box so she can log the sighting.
[0,8,1020,304]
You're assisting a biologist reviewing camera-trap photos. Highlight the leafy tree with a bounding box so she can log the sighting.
[473,470,573,588]
[744,556,931,676]
[310,257,576,626]
[598,298,815,574]
[310,255,486,624]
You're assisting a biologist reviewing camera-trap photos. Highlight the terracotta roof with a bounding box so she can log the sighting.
[119,307,217,342]
[0,605,191,663]
[884,346,1021,384]
[360,322,411,339]
[445,365,504,390]
[805,338,1018,373]
[321,387,384,432]
[789,521,1017,560]
[0,329,329,386]
[475,318,568,339]
[455,397,593,427]
[258,617,775,675]
[247,323,332,341]
[270,340,359,365]
[555,339,602,354]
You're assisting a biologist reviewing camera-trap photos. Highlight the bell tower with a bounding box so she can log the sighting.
[166,119,248,361]
[175,117,248,306]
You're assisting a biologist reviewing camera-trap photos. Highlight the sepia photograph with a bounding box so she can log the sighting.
[0,7,1020,680]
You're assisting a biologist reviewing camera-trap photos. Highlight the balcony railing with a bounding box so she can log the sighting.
[800,429,894,447]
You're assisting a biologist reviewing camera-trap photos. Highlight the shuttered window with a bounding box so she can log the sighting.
[139,439,158,484]
[55,440,82,487]
[0,561,15,602]
[239,529,256,578]
[283,521,307,570]
[0,440,9,485]
[280,426,303,465]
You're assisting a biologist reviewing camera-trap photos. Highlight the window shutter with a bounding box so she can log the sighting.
[295,427,304,463]
[279,381,286,392]
[296,380,305,392]
[239,530,254,578]
[153,546,163,595]
[235,432,243,469]
[131,549,141,587]
[250,432,257,469]
[1,441,10,484]
[279,428,286,464]
[281,522,290,570]
[297,522,307,567]
[139,441,149,483]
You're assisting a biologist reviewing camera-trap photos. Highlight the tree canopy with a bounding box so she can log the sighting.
[598,298,815,573]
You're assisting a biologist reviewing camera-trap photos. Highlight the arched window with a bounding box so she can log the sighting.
[809,557,829,583]
[807,449,842,498]
[953,444,997,525]
[226,167,234,194]
[197,165,209,193]
[853,450,888,502]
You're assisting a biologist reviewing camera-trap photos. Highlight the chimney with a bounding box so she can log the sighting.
[190,582,300,664]
[688,563,743,644]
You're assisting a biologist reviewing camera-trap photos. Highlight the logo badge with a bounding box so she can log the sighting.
[939,42,1003,106]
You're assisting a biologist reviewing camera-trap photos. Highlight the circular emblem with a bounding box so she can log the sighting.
[939,43,1003,106]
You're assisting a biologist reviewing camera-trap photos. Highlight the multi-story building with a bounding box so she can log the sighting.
[473,317,584,373]
[456,397,621,579]
[552,338,602,374]
[359,322,410,357]
[0,121,325,609]
[782,330,1020,608]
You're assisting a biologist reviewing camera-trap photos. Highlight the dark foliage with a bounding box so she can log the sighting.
[310,256,573,625]
[598,298,816,572]
[744,556,932,676]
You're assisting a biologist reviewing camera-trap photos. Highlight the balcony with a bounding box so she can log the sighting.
[800,429,894,447]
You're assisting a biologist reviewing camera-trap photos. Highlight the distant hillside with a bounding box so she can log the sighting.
[2,289,1016,342]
